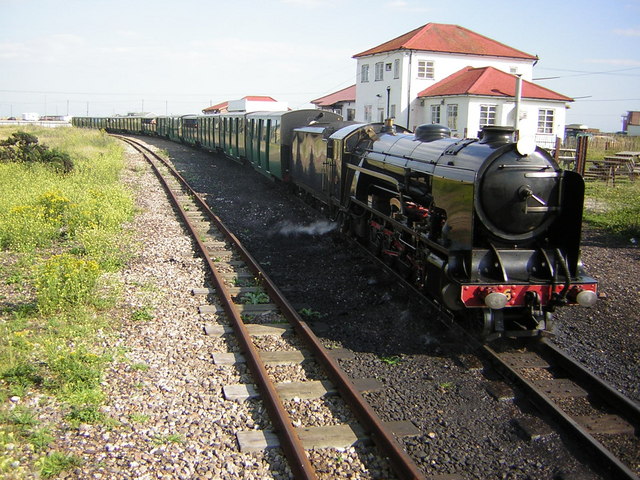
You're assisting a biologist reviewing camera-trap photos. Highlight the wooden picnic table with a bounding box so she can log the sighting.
[585,151,640,184]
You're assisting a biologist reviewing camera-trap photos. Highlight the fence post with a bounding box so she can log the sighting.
[553,137,561,163]
[575,135,589,176]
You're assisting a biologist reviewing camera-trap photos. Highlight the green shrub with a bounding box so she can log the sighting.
[47,347,106,392]
[35,254,101,312]
[37,451,82,478]
[0,131,73,173]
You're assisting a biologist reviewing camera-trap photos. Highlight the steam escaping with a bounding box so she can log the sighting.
[273,220,337,237]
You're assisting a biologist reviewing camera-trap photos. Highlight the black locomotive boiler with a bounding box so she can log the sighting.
[290,121,597,339]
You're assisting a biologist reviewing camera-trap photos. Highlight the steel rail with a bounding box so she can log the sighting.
[119,135,427,480]
[116,136,318,480]
[482,341,639,480]
[535,338,640,428]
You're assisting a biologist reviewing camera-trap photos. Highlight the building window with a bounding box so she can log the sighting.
[431,104,441,124]
[347,108,355,121]
[417,60,434,79]
[375,62,384,81]
[361,64,369,83]
[385,63,392,71]
[394,59,400,79]
[537,109,554,134]
[364,105,372,122]
[510,67,518,74]
[378,108,385,122]
[447,104,458,131]
[480,105,497,126]
[390,104,396,119]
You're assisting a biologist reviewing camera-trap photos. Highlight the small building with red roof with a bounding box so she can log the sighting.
[311,85,356,120]
[202,96,287,114]
[351,22,572,144]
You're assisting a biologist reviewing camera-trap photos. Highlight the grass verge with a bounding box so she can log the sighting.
[0,126,134,478]
[583,180,640,239]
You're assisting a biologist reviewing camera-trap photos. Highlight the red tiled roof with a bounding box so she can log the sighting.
[242,95,277,102]
[353,23,537,60]
[202,96,278,113]
[311,85,356,107]
[202,101,228,113]
[418,66,573,101]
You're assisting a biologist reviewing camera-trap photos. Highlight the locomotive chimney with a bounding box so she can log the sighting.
[414,124,451,142]
[478,126,515,145]
[381,117,396,134]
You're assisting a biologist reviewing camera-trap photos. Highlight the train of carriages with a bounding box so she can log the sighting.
[72,111,598,339]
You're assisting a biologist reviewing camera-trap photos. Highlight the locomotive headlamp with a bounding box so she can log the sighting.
[575,289,597,307]
[484,292,509,309]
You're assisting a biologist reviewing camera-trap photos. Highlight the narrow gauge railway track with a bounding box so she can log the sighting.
[483,338,640,480]
[354,233,640,479]
[113,135,427,480]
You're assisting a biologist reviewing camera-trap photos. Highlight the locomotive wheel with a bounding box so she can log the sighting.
[460,309,503,340]
[368,227,383,256]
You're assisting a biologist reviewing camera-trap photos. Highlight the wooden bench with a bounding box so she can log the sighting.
[585,154,639,184]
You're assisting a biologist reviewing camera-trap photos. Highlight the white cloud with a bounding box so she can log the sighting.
[0,34,86,64]
[585,58,640,66]
[0,41,30,59]
[613,27,640,36]
[386,0,432,12]
[279,0,334,7]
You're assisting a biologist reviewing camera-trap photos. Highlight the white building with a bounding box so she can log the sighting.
[202,96,287,114]
[351,23,572,144]
[311,85,356,121]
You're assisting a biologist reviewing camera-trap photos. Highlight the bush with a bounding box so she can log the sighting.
[35,254,101,312]
[0,132,73,173]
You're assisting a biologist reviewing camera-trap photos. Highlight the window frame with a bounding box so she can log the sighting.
[430,104,441,124]
[364,105,372,122]
[479,104,497,127]
[374,62,384,81]
[417,60,435,79]
[447,104,458,131]
[361,64,369,83]
[537,108,554,134]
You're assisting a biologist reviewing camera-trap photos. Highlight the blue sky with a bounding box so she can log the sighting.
[1,0,638,132]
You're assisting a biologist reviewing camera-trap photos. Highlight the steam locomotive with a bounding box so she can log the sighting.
[72,111,598,339]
